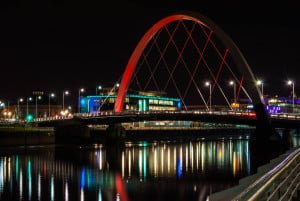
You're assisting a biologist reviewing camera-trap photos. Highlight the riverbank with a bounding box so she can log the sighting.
[0,126,54,146]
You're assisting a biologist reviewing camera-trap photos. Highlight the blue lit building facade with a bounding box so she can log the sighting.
[80,91,181,113]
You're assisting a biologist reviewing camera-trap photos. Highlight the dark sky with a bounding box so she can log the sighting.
[0,0,300,103]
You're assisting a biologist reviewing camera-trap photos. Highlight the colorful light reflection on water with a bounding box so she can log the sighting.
[1,134,295,201]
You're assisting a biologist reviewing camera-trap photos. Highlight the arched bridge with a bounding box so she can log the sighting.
[35,12,295,132]
[114,12,269,131]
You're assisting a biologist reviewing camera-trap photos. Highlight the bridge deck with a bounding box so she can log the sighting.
[33,110,300,129]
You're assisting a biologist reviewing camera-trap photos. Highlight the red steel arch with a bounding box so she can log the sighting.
[114,12,263,112]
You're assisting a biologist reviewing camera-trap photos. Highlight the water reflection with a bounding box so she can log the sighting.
[0,136,278,201]
[118,140,250,181]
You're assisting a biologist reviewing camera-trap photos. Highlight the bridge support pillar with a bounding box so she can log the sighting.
[250,103,283,170]
[54,124,90,144]
[253,103,279,140]
[282,129,293,151]
[106,124,126,143]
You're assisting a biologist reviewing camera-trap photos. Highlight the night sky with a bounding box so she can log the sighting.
[0,0,299,104]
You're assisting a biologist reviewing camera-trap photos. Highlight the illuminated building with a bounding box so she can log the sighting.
[239,96,300,114]
[266,96,300,113]
[80,88,181,113]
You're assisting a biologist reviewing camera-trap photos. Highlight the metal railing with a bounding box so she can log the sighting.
[32,110,258,122]
[231,147,300,201]
[271,113,300,120]
[32,109,300,123]
[72,110,256,118]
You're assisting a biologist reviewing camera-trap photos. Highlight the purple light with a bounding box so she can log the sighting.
[267,105,281,114]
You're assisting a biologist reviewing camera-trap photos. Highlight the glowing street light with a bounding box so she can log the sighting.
[205,81,211,111]
[78,88,85,113]
[48,93,55,117]
[17,98,24,119]
[113,83,120,94]
[287,80,295,112]
[96,85,102,95]
[229,80,236,103]
[3,111,12,120]
[35,96,42,118]
[26,97,33,118]
[256,80,264,99]
[62,90,69,111]
[60,109,70,116]
[0,100,4,108]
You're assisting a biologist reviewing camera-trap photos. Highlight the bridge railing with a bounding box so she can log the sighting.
[72,110,256,118]
[33,115,73,122]
[33,109,258,122]
[271,113,300,120]
[209,147,300,201]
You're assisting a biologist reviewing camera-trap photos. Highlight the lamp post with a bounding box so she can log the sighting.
[35,96,42,118]
[0,102,4,113]
[26,97,32,118]
[78,88,85,113]
[288,80,295,113]
[205,81,211,111]
[62,90,69,111]
[229,80,236,103]
[257,80,264,99]
[17,98,24,119]
[96,85,102,95]
[48,93,55,117]
[114,83,120,92]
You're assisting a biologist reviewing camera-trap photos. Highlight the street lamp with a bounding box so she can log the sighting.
[96,85,102,95]
[229,80,236,103]
[287,80,295,112]
[78,88,85,113]
[62,90,69,111]
[205,81,211,111]
[35,96,42,118]
[256,80,264,99]
[0,102,4,108]
[17,98,24,119]
[4,111,12,120]
[115,83,120,91]
[49,93,55,117]
[26,97,32,118]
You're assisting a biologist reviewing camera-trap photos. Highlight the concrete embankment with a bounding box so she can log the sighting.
[0,127,54,146]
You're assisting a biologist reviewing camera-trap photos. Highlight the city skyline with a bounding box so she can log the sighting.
[0,1,299,101]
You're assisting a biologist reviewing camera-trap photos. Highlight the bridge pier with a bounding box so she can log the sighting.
[253,103,279,140]
[249,130,281,174]
[54,124,90,144]
[106,124,126,143]
[249,103,282,171]
[282,129,293,151]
